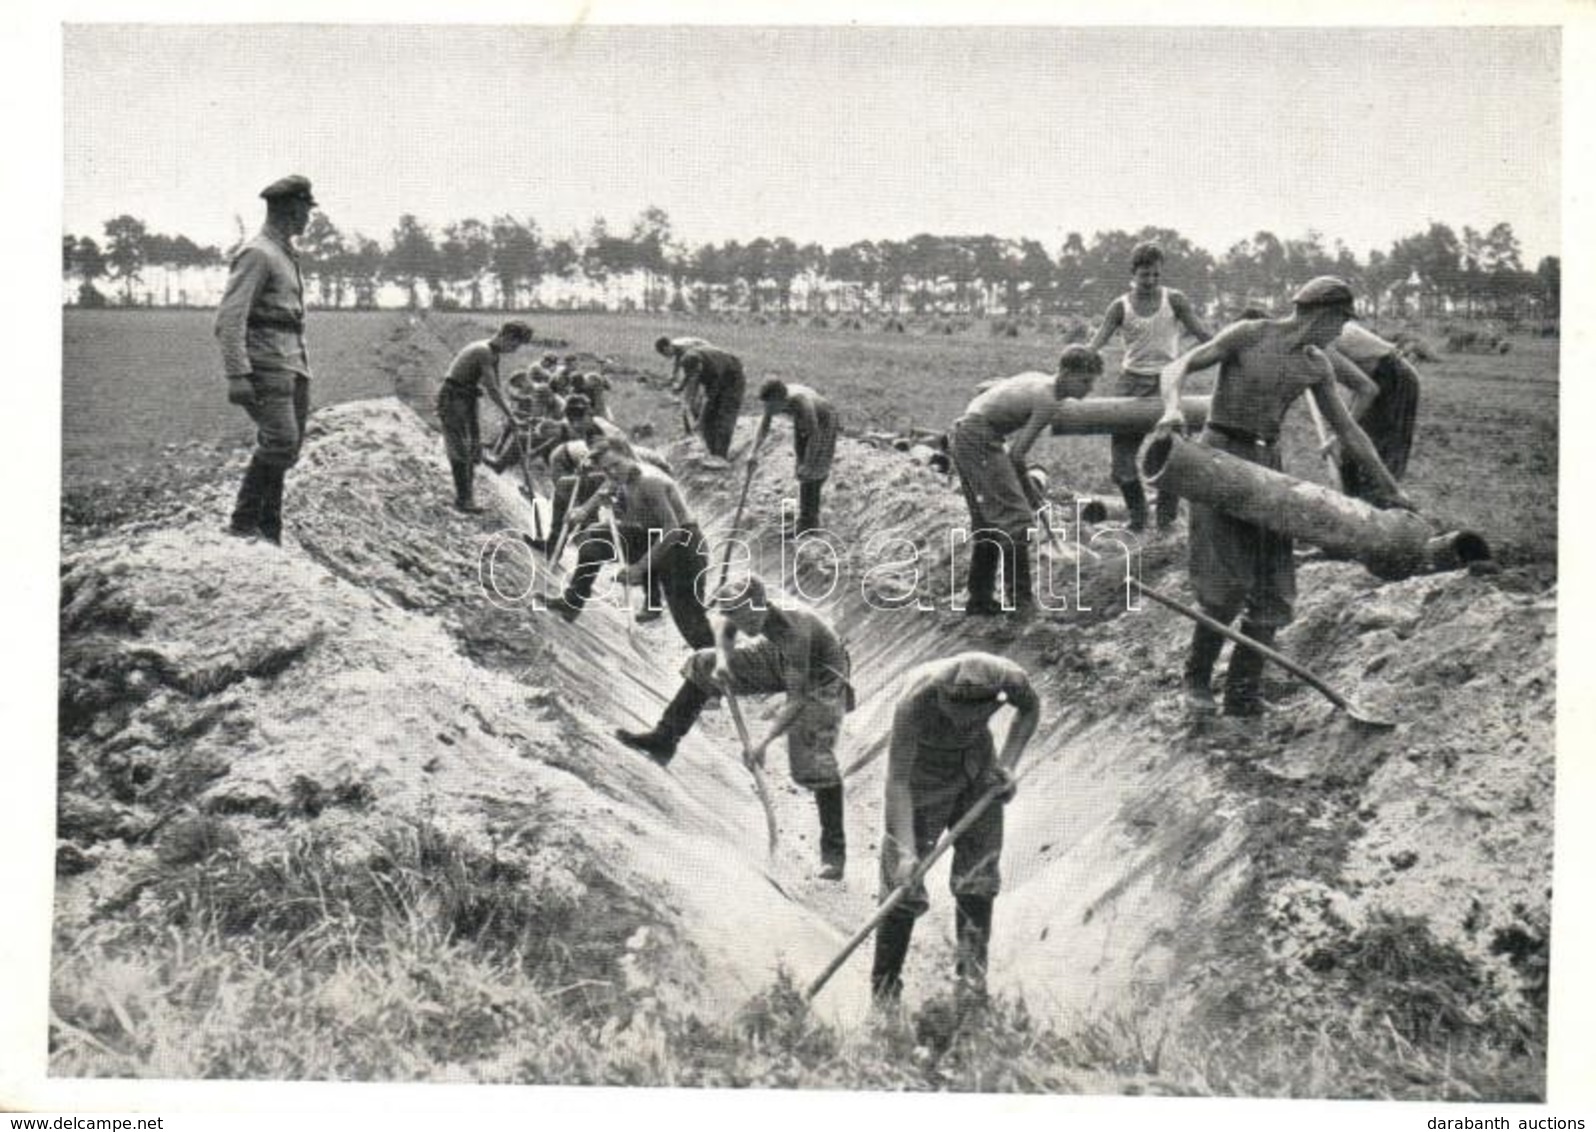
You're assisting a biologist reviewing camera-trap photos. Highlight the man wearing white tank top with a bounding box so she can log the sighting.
[1087,242,1212,530]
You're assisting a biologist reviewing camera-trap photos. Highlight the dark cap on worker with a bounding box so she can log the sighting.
[1291,276,1356,310]
[259,174,317,206]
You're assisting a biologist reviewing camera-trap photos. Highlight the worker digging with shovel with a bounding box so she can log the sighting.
[616,574,856,882]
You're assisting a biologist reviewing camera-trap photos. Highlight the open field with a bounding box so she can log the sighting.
[52,309,1558,1098]
[64,307,1558,563]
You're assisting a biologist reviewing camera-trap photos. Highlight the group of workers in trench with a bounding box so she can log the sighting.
[216,178,1423,1009]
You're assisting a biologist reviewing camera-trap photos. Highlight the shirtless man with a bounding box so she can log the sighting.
[947,345,1100,616]
[757,379,839,535]
[1086,242,1212,531]
[1153,277,1412,716]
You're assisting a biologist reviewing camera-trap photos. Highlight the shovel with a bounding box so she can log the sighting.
[1304,391,1345,492]
[605,506,650,662]
[1130,579,1398,729]
[717,409,774,591]
[803,767,1024,1003]
[720,682,780,858]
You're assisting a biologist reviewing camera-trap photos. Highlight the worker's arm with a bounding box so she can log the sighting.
[480,355,517,423]
[1325,346,1378,421]
[1154,323,1249,437]
[1170,290,1214,344]
[214,247,269,384]
[1008,402,1054,465]
[1305,346,1413,509]
[1085,298,1124,353]
[749,695,809,768]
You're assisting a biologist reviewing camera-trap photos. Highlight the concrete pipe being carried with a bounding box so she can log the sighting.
[1142,435,1491,580]
[1050,395,1211,436]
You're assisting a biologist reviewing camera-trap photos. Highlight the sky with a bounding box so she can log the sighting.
[62,23,1560,265]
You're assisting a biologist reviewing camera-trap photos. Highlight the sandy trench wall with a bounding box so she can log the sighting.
[56,394,1555,1042]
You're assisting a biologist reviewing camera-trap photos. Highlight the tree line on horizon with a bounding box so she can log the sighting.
[62,207,1560,323]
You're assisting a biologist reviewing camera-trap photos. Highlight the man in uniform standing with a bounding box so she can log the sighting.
[1085,242,1212,531]
[1154,277,1412,717]
[617,575,855,880]
[215,174,318,545]
[544,437,715,649]
[870,652,1040,1005]
[436,320,535,512]
[757,379,839,535]
[948,346,1100,616]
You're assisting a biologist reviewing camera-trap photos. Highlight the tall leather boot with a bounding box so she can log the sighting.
[451,461,483,513]
[1222,621,1276,717]
[871,909,916,1006]
[964,539,1002,615]
[1002,535,1038,617]
[1155,487,1181,530]
[615,680,712,766]
[1184,623,1226,716]
[1118,480,1148,532]
[798,481,823,535]
[954,894,994,1003]
[814,784,846,880]
[228,457,271,537]
[256,465,287,546]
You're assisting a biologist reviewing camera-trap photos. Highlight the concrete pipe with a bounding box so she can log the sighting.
[1051,395,1211,437]
[1142,435,1491,580]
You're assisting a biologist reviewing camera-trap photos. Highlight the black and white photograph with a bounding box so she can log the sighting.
[4,3,1593,1125]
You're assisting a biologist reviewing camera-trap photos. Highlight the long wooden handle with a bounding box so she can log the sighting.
[803,776,1014,1003]
[716,411,773,591]
[1130,579,1352,710]
[1304,393,1344,491]
[722,684,780,857]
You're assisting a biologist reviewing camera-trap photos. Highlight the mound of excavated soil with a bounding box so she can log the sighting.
[57,393,1555,1085]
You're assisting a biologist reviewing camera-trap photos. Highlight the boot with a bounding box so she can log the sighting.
[1155,488,1181,531]
[256,464,286,545]
[954,894,994,1003]
[1223,622,1276,717]
[1184,623,1226,716]
[870,909,916,1006]
[797,481,823,535]
[964,539,1003,615]
[1118,480,1148,532]
[1003,536,1038,617]
[815,784,846,880]
[451,461,483,513]
[228,457,271,537]
[615,680,712,766]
